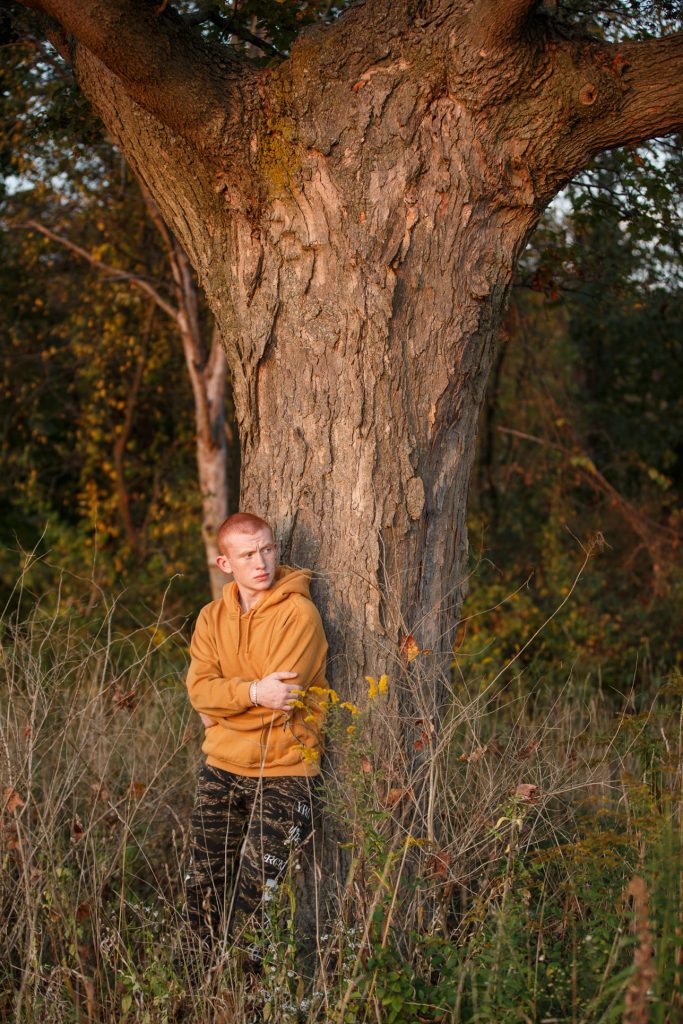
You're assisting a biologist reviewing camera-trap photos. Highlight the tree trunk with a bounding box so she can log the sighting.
[170,245,231,602]
[51,0,682,718]
[194,327,231,602]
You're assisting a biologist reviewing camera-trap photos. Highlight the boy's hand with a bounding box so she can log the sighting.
[200,712,216,727]
[256,671,299,711]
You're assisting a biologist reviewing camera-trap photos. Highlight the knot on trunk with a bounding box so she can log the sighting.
[406,475,425,520]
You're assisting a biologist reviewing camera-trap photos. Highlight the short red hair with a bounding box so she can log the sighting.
[217,512,273,555]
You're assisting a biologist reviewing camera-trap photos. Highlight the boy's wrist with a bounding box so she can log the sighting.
[249,680,259,706]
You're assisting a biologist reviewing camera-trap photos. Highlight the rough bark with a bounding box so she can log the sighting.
[16,0,683,770]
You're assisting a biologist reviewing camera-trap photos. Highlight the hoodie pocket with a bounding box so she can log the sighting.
[202,717,296,769]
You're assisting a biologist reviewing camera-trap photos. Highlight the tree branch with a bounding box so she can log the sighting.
[136,186,216,448]
[12,0,253,157]
[590,32,683,154]
[184,1,284,58]
[18,219,179,321]
[497,425,679,595]
[470,0,539,47]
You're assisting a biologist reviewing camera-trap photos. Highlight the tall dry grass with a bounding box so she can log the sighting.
[1,565,681,1023]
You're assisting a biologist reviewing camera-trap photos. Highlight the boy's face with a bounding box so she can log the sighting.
[216,526,278,597]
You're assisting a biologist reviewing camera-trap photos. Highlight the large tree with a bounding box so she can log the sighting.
[8,0,683,718]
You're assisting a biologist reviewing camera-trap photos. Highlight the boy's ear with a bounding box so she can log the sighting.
[216,553,232,575]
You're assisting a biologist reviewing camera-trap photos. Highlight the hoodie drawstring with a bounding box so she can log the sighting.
[245,611,253,654]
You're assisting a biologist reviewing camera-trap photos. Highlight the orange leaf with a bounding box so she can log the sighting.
[1,823,20,851]
[384,787,413,808]
[400,634,431,662]
[3,788,25,814]
[429,849,451,879]
[512,784,539,803]
[360,756,373,773]
[127,781,146,800]
[413,720,435,752]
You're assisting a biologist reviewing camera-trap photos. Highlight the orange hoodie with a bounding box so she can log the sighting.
[186,566,328,777]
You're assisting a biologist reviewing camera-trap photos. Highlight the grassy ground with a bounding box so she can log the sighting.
[1,567,681,1023]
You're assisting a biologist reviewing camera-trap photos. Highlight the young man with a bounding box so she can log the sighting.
[184,512,328,965]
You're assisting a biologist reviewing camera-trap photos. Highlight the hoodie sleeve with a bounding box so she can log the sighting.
[186,608,253,717]
[261,602,329,738]
[264,601,328,690]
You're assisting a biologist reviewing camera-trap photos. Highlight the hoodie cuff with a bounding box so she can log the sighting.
[236,678,254,710]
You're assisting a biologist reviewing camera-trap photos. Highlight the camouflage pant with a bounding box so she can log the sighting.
[185,764,317,958]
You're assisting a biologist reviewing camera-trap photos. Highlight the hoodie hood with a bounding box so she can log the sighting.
[221,565,313,654]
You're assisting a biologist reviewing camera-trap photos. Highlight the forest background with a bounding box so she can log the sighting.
[1,2,682,1022]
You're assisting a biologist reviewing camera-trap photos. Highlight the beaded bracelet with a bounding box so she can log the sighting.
[249,680,259,706]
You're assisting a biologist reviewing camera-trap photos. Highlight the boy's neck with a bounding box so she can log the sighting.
[238,587,259,613]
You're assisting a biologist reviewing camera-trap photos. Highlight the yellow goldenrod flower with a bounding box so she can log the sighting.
[297,744,319,762]
[378,674,388,694]
[347,725,356,735]
[366,676,378,699]
[340,701,360,715]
